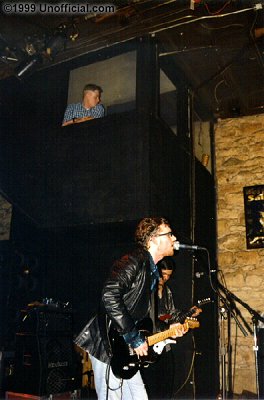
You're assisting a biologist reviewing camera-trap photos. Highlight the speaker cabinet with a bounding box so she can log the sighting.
[257,328,264,398]
[11,334,79,396]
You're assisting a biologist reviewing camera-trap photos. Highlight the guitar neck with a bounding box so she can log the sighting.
[147,322,189,346]
[178,298,211,322]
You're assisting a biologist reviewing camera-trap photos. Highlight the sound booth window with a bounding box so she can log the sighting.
[67,51,137,116]
[159,69,177,135]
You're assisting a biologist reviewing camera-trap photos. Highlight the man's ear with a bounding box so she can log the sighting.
[146,237,153,249]
[149,235,158,246]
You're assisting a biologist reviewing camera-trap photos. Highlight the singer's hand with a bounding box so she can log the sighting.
[134,341,148,356]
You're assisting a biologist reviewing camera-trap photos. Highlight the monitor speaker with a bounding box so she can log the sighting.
[10,334,80,396]
[257,327,264,398]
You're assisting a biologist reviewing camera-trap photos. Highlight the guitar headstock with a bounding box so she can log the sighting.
[197,297,211,307]
[185,317,200,329]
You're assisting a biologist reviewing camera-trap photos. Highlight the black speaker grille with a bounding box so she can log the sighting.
[46,338,73,364]
[46,368,71,394]
[257,328,264,397]
[11,334,78,395]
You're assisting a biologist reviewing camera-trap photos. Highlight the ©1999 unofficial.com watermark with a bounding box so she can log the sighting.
[1,2,116,15]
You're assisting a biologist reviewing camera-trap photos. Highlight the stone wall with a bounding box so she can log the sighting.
[0,194,12,240]
[214,114,264,395]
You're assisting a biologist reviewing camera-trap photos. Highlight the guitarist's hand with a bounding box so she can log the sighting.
[170,322,189,338]
[190,306,202,317]
[134,341,148,357]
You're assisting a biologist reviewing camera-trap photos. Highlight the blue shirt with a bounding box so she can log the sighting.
[62,102,105,124]
[149,254,160,291]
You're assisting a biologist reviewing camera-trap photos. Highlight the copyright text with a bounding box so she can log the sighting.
[1,2,116,15]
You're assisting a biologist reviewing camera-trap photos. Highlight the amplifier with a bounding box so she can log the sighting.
[17,307,72,335]
[257,327,264,398]
[9,334,81,396]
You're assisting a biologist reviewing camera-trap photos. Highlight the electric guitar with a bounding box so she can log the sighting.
[110,317,199,379]
[159,297,211,323]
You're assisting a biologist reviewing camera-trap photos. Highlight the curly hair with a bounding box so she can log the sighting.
[135,217,169,249]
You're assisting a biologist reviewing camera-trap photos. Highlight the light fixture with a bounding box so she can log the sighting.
[15,53,42,80]
[46,24,67,60]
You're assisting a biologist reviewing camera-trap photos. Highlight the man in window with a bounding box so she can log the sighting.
[62,83,105,126]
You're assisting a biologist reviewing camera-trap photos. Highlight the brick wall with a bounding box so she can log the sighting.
[215,114,264,395]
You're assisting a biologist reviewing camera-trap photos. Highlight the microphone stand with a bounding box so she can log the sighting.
[216,288,249,399]
[184,246,261,399]
[192,247,250,399]
[218,302,228,400]
[217,281,264,400]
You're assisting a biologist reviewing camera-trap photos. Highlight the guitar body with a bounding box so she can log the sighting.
[110,325,158,379]
[110,329,139,379]
[109,317,199,379]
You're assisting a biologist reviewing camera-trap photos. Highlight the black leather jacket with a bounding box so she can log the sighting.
[158,284,182,324]
[74,246,153,363]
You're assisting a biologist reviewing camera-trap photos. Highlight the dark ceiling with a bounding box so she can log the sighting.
[0,0,264,119]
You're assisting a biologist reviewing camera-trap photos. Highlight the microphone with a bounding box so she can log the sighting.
[173,241,207,251]
[195,270,216,278]
[195,271,205,278]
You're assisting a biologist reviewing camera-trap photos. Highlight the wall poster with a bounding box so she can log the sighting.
[243,185,264,249]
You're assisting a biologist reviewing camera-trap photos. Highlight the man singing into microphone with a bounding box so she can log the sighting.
[74,217,189,400]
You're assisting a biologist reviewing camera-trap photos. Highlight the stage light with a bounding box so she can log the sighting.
[14,53,42,80]
[46,24,67,59]
[46,33,66,59]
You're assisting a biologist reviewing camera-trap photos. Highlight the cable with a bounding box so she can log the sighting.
[204,0,232,15]
[199,22,245,30]
[249,10,264,68]
[173,335,196,396]
[214,79,228,105]
[151,7,256,35]
[105,361,123,400]
[232,316,239,394]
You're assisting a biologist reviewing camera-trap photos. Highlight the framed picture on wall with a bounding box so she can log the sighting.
[243,185,264,249]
